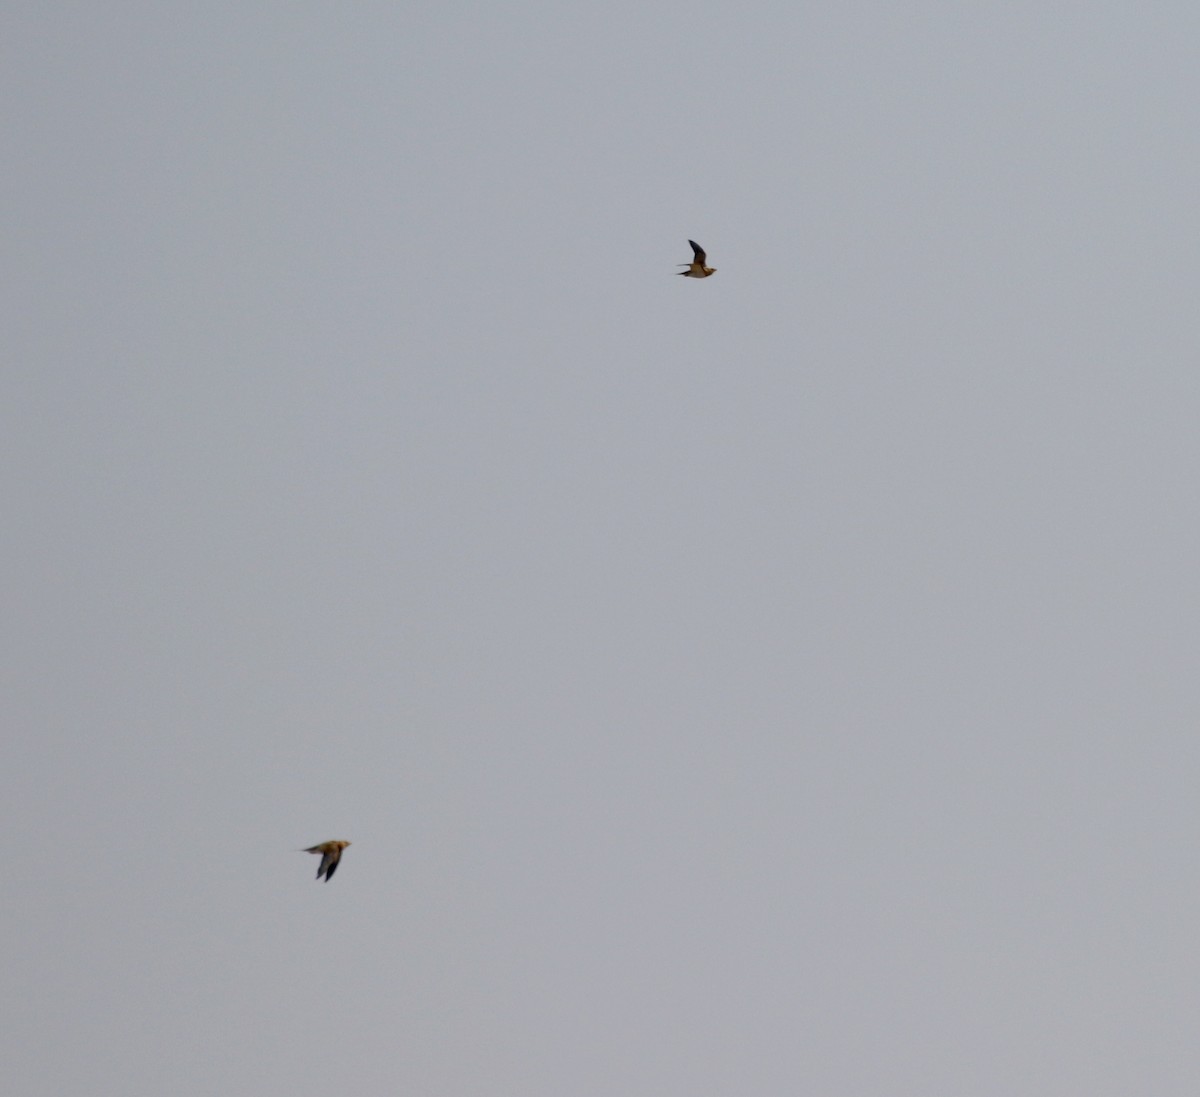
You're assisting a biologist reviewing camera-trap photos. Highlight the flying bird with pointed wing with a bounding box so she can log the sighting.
[677,239,716,278]
[303,840,351,881]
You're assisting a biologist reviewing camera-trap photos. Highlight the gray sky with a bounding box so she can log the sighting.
[6,4,1200,1095]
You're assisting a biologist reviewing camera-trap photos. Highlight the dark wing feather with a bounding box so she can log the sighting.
[688,240,707,265]
[324,855,339,881]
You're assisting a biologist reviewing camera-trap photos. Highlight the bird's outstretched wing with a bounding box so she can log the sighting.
[688,240,707,265]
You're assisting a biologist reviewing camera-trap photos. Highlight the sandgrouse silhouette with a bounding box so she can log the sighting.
[303,840,351,881]
[677,239,716,278]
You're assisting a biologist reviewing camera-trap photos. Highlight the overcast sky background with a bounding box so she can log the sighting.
[6,4,1200,1095]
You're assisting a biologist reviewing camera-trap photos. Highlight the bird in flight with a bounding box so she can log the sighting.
[303,840,351,881]
[677,239,716,278]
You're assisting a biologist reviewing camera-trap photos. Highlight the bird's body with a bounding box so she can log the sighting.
[303,840,351,881]
[677,239,716,278]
